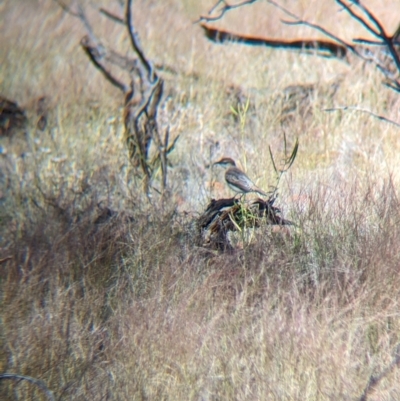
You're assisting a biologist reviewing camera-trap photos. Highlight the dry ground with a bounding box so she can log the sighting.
[1,0,400,400]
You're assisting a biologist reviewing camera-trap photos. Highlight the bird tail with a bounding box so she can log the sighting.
[255,188,268,197]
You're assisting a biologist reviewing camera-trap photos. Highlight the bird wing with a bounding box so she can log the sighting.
[227,167,268,196]
[226,167,254,192]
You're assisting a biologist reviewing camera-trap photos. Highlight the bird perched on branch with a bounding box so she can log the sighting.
[213,157,268,197]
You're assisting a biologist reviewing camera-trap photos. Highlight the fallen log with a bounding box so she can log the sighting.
[200,23,348,58]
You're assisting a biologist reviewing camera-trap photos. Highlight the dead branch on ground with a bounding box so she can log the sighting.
[198,196,293,251]
[200,23,347,58]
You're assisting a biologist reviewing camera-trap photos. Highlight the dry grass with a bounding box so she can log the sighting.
[1,0,400,400]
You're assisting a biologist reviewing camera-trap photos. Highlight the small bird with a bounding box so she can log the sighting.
[213,157,268,197]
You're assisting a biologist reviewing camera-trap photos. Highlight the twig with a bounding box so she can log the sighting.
[99,7,125,25]
[336,0,379,37]
[133,77,162,122]
[197,0,258,23]
[54,0,172,195]
[80,36,128,93]
[162,126,170,188]
[324,106,400,128]
[269,0,400,91]
[196,0,352,61]
[56,1,106,57]
[348,0,384,35]
[126,79,163,182]
[267,0,359,58]
[167,133,180,154]
[75,3,100,47]
[54,0,79,17]
[337,0,400,71]
[354,38,400,46]
[126,0,154,81]
[197,0,400,84]
[0,374,55,401]
[104,48,139,73]
[384,81,400,92]
[268,135,299,200]
[358,344,400,401]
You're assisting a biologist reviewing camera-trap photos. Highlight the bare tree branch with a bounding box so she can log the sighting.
[0,373,55,401]
[349,0,384,34]
[268,0,400,91]
[197,0,258,23]
[0,256,13,264]
[99,7,125,25]
[125,78,164,186]
[56,0,104,51]
[150,124,169,190]
[80,36,128,93]
[105,49,139,73]
[133,77,162,122]
[336,0,379,37]
[324,106,400,128]
[75,3,100,46]
[384,80,400,91]
[359,48,400,88]
[358,344,400,401]
[167,133,180,155]
[54,0,79,17]
[54,0,178,195]
[267,0,359,58]
[162,126,169,189]
[353,38,400,46]
[337,0,400,71]
[198,0,400,91]
[126,0,154,81]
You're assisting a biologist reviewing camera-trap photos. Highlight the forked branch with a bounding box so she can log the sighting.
[336,0,400,74]
[80,36,128,93]
[55,0,175,195]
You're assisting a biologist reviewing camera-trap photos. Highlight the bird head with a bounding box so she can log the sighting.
[213,157,236,168]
